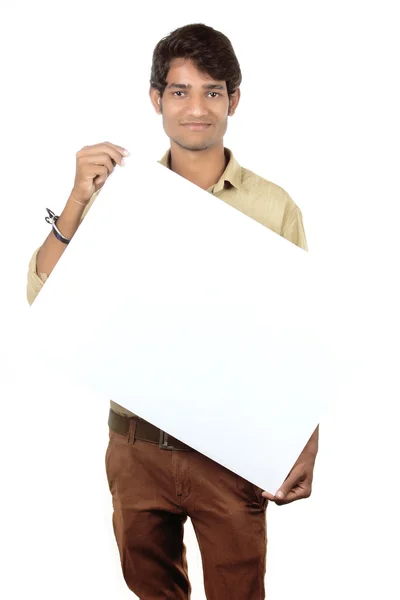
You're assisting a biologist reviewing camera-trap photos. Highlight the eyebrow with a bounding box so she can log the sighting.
[167,83,225,90]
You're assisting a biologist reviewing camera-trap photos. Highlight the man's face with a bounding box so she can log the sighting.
[150,58,240,151]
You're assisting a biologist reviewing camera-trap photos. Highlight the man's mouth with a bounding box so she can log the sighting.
[181,123,211,131]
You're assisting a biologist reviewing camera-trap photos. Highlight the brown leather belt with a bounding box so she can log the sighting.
[108,409,192,451]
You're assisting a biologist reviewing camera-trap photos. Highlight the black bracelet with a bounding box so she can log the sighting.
[45,208,71,244]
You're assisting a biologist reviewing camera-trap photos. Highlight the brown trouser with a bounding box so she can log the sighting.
[105,421,268,599]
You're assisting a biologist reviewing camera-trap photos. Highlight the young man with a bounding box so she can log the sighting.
[27,23,318,600]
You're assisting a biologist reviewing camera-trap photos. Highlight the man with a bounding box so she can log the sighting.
[27,23,318,600]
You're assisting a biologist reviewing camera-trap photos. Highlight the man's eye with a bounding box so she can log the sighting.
[173,91,221,98]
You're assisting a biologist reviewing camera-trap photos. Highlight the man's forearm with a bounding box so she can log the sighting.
[36,195,87,277]
[299,425,319,460]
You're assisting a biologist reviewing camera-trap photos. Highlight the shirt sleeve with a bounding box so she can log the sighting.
[281,203,308,251]
[26,246,48,306]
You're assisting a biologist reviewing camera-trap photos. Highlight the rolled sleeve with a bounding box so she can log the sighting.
[281,205,308,251]
[26,246,48,306]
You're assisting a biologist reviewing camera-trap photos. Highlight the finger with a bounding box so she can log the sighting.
[275,465,305,500]
[95,178,106,189]
[274,486,312,505]
[261,491,276,502]
[94,170,113,185]
[77,145,126,166]
[83,153,115,175]
[100,146,126,166]
[82,164,108,181]
[100,141,129,156]
[84,141,129,156]
[97,141,129,159]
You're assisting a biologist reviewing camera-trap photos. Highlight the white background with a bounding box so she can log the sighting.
[1,1,399,599]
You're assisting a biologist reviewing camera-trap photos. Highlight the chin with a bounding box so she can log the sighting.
[173,136,216,152]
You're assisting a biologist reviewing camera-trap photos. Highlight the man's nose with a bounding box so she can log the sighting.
[187,95,209,117]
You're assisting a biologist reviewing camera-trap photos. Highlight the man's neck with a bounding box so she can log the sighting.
[169,142,228,191]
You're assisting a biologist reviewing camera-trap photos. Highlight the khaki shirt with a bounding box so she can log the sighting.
[27,148,308,418]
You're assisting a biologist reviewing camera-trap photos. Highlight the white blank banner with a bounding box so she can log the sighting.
[24,156,336,494]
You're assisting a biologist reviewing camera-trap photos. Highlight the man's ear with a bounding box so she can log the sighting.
[149,87,162,114]
[228,87,241,116]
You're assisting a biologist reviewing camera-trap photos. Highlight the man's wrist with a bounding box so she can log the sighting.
[297,448,317,462]
[298,425,319,462]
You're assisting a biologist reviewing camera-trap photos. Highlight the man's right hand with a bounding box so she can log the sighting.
[71,141,129,205]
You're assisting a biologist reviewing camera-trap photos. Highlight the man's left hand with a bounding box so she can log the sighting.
[261,452,316,506]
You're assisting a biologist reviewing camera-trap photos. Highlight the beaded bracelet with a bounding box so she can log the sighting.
[45,208,71,244]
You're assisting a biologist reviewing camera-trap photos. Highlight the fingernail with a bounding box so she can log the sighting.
[276,491,285,499]
[121,158,125,166]
[122,150,129,156]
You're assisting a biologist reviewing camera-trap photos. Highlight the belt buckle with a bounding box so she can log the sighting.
[159,430,176,450]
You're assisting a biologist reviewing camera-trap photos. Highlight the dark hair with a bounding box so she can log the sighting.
[150,23,242,98]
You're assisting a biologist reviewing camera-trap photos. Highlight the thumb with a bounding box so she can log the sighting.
[276,465,304,499]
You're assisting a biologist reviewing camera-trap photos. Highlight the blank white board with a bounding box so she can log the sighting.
[25,156,335,494]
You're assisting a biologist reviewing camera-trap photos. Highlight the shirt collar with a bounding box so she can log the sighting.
[158,147,242,193]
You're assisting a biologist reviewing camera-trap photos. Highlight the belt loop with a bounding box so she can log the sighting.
[127,417,137,445]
